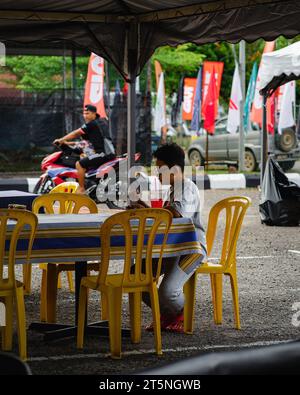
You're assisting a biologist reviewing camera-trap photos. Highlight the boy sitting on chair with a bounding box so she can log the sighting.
[128,143,207,332]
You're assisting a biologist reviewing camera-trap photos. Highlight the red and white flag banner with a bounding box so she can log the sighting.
[278,81,296,134]
[227,65,243,134]
[251,41,276,133]
[203,67,217,135]
[84,53,107,118]
[182,77,197,121]
[201,61,224,119]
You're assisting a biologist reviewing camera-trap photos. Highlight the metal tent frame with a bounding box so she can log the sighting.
[1,1,300,172]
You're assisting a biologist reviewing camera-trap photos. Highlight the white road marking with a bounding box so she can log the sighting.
[210,256,274,260]
[289,250,300,255]
[28,339,293,362]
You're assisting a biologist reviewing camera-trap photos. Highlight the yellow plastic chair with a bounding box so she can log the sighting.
[23,181,79,294]
[48,182,79,292]
[77,208,172,359]
[50,182,79,194]
[0,209,37,361]
[184,196,251,333]
[32,193,98,323]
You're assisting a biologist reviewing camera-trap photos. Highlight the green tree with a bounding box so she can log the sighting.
[2,55,89,91]
[152,44,205,94]
[2,36,300,105]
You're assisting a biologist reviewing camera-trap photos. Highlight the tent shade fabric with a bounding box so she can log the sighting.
[1,1,300,79]
[259,42,300,96]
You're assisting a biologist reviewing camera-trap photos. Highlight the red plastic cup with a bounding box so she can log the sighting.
[151,199,163,208]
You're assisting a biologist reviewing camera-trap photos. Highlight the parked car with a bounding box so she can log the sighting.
[188,117,300,172]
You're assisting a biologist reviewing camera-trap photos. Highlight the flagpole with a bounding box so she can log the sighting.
[239,40,246,172]
[105,60,112,138]
[205,132,209,172]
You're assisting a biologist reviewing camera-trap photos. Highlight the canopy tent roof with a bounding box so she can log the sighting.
[1,0,300,80]
[259,41,300,96]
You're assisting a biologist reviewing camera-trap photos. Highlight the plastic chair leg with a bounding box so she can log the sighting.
[210,274,217,322]
[229,272,241,329]
[40,269,47,322]
[129,292,141,344]
[15,286,27,361]
[77,285,88,349]
[67,272,74,293]
[23,264,32,295]
[100,292,108,321]
[183,273,197,334]
[57,273,62,289]
[214,274,223,324]
[2,296,13,351]
[149,284,162,356]
[107,288,123,359]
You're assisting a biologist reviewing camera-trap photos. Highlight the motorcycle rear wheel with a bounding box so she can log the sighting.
[33,176,54,194]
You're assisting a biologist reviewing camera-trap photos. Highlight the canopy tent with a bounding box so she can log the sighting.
[1,0,300,171]
[259,42,300,97]
[258,42,300,183]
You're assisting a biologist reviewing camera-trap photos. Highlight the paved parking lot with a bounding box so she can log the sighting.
[9,188,300,374]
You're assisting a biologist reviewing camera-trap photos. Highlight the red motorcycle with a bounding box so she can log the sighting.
[33,142,141,209]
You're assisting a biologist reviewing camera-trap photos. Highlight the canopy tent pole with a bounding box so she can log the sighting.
[125,23,139,176]
[62,44,67,133]
[261,94,268,185]
[238,40,246,172]
[71,48,76,130]
[105,60,112,138]
[127,74,136,175]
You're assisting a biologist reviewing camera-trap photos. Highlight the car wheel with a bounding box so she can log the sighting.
[244,150,257,172]
[189,150,204,167]
[276,128,296,152]
[279,160,296,172]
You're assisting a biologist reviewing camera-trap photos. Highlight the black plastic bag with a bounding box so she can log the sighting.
[259,157,300,226]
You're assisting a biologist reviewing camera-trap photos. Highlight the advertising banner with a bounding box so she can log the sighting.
[84,53,107,118]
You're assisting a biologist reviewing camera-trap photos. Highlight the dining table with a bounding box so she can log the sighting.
[0,190,39,210]
[6,212,203,341]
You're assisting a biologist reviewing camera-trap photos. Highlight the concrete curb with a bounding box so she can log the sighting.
[194,173,300,189]
[0,173,300,192]
[0,177,40,193]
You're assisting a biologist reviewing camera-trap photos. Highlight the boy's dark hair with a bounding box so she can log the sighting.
[153,143,185,172]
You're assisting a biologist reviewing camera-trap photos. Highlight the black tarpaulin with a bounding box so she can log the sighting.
[1,1,300,79]
[259,157,300,226]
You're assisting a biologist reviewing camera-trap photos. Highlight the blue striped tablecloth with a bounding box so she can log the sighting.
[8,213,203,263]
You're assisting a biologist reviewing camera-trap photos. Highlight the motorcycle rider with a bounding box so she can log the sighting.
[53,104,115,194]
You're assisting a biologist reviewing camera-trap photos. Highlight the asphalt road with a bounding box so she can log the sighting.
[9,188,300,375]
[293,160,300,173]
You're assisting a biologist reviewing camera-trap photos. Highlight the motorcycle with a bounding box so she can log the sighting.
[33,142,141,209]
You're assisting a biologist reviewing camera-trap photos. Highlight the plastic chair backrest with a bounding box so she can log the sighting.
[32,193,98,215]
[50,182,79,213]
[50,182,79,194]
[97,208,172,288]
[0,209,37,290]
[206,196,251,271]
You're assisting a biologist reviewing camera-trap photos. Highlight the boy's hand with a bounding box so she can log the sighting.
[164,205,181,218]
[53,138,64,146]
